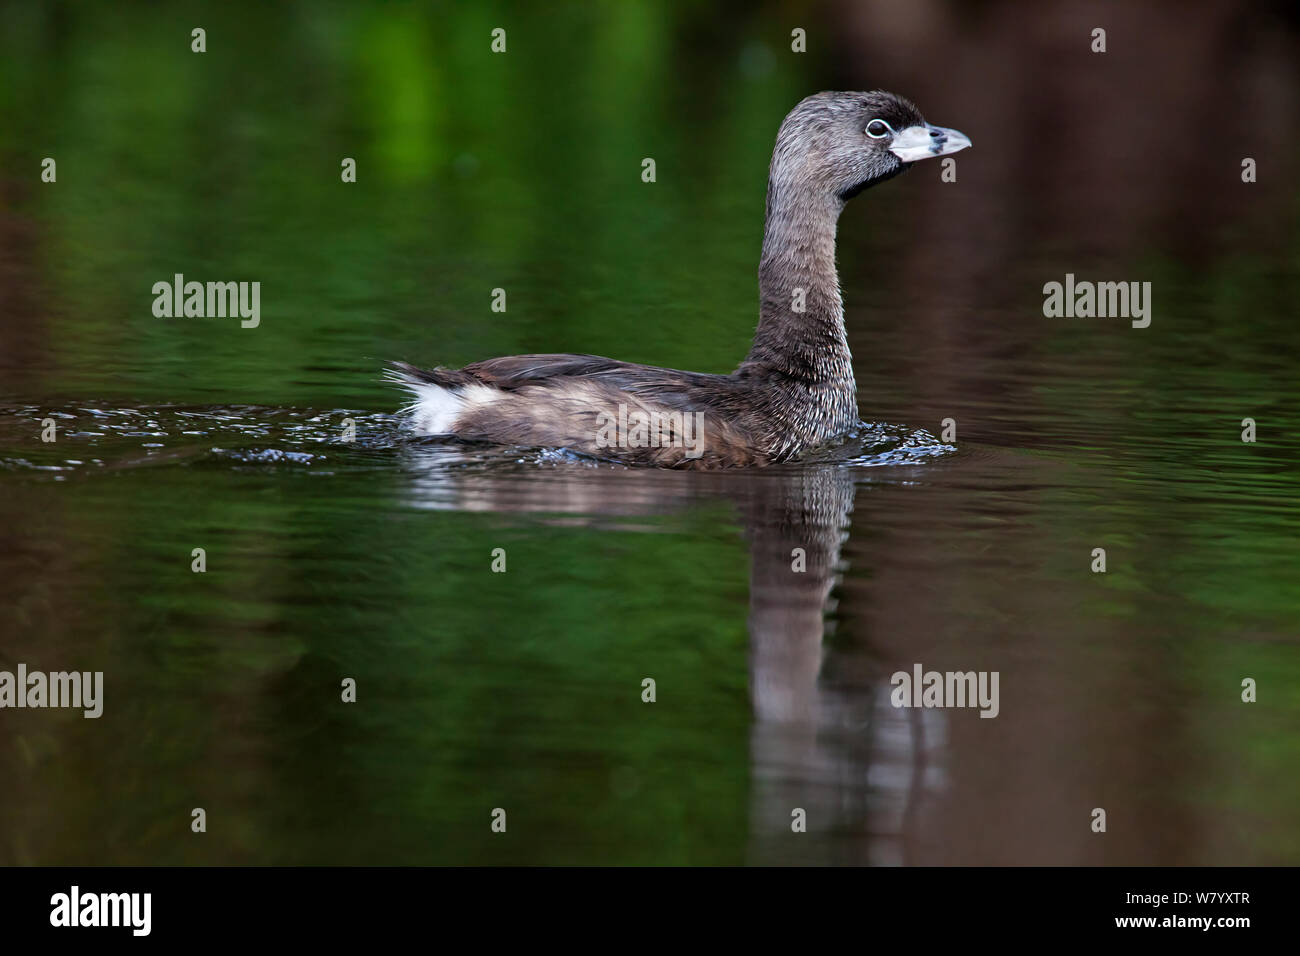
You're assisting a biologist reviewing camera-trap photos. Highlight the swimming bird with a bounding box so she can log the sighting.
[389,91,970,468]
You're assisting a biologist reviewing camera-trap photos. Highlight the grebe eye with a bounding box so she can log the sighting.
[865,119,893,138]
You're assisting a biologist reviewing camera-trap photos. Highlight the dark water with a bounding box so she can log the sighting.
[1,1,1298,865]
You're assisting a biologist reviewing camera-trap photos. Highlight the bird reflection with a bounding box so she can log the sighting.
[400,442,946,864]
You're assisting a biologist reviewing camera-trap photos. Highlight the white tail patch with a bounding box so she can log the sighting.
[407,382,466,434]
[387,367,499,435]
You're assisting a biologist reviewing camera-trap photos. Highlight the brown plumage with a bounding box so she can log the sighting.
[389,91,970,469]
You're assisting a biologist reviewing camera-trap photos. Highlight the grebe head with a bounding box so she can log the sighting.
[771,90,972,203]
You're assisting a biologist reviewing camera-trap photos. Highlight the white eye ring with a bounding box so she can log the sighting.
[865,119,893,138]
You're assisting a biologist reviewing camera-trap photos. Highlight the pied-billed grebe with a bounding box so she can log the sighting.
[390,91,970,468]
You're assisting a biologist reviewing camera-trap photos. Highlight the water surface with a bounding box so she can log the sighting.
[1,0,1298,865]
